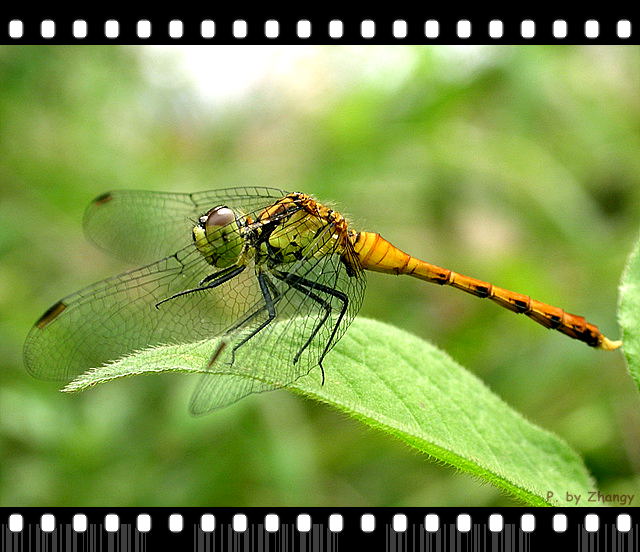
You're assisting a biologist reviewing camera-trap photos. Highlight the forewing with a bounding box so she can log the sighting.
[83,187,288,264]
[24,242,263,381]
[190,223,366,414]
[28,191,366,415]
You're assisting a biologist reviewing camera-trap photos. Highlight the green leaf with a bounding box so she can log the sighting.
[619,230,640,390]
[64,317,594,506]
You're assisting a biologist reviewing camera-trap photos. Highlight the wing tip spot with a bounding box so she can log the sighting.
[35,301,67,329]
[92,192,113,206]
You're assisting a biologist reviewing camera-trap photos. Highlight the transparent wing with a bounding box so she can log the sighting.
[27,194,366,414]
[83,187,288,264]
[24,240,266,381]
[190,224,366,415]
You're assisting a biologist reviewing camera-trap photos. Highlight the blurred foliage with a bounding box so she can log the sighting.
[619,227,640,391]
[1,45,639,507]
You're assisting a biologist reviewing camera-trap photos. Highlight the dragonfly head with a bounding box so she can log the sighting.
[193,206,244,268]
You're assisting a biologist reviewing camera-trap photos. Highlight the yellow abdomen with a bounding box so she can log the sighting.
[351,231,621,351]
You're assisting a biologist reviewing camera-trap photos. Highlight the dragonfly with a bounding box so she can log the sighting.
[24,187,622,414]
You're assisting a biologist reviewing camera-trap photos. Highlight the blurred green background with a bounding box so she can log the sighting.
[1,45,639,507]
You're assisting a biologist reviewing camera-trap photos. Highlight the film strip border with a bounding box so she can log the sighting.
[1,508,638,551]
[1,17,636,44]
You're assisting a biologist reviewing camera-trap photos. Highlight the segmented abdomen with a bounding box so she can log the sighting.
[352,231,621,351]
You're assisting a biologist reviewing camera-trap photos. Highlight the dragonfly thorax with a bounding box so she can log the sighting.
[193,206,245,268]
[263,208,338,265]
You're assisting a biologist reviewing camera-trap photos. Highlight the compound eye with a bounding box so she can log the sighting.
[205,207,235,229]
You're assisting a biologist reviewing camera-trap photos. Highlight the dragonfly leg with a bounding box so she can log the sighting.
[271,272,332,366]
[273,271,349,385]
[207,275,284,369]
[198,267,240,287]
[155,266,245,309]
[226,271,278,364]
[217,275,282,340]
